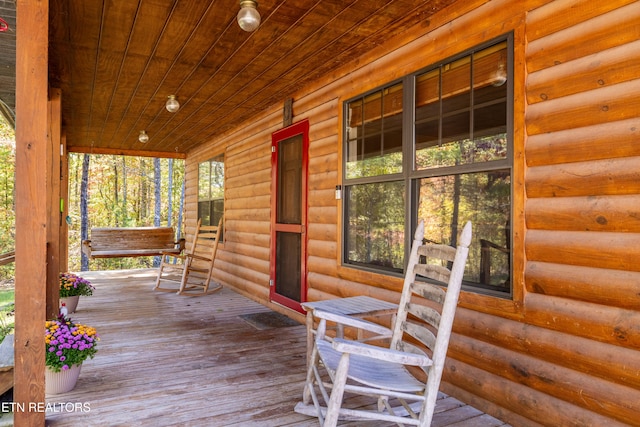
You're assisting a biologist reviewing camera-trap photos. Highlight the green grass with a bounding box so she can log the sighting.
[0,290,14,344]
[0,290,13,307]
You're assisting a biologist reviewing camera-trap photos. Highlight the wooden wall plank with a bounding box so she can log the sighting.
[307,206,337,225]
[308,189,337,208]
[526,2,640,73]
[225,181,271,199]
[525,118,640,167]
[525,79,640,136]
[225,194,271,210]
[307,222,337,242]
[526,40,640,105]
[525,0,635,42]
[526,157,640,198]
[524,293,640,350]
[526,229,640,272]
[306,239,336,259]
[525,261,640,311]
[525,194,640,232]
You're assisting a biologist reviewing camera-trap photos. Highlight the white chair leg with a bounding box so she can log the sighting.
[323,352,350,427]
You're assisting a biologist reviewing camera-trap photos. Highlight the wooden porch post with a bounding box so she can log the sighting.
[60,131,69,272]
[15,0,51,425]
[48,88,62,314]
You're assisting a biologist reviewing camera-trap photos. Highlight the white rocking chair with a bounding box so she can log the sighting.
[295,220,472,426]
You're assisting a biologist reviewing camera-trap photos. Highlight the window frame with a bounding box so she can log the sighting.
[341,33,514,298]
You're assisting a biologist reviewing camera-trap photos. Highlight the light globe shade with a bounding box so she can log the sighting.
[237,0,260,32]
[139,130,149,143]
[166,95,179,113]
[491,63,507,87]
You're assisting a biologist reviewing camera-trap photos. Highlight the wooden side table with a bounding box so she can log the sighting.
[301,296,398,366]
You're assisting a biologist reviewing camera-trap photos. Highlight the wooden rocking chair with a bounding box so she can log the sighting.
[295,220,472,426]
[154,217,223,296]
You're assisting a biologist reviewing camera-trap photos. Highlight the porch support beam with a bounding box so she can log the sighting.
[48,88,62,314]
[15,0,51,425]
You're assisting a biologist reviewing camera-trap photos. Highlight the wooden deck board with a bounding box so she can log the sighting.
[44,269,509,426]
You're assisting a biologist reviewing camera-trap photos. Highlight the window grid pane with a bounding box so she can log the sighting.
[415,42,508,170]
[344,181,405,271]
[198,154,224,227]
[345,83,404,179]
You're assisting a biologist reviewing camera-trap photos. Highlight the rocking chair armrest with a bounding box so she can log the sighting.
[313,310,393,337]
[160,252,186,260]
[185,253,213,262]
[332,338,433,367]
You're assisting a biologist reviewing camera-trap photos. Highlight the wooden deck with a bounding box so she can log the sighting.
[44,269,509,427]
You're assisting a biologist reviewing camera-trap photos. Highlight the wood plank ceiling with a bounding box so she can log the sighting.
[46,0,458,157]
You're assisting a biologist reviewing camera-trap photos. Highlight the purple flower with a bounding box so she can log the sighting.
[62,365,69,370]
[56,350,63,357]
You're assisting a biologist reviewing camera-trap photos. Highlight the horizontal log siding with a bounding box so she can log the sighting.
[444,358,633,427]
[182,0,640,425]
[450,334,640,425]
[520,0,640,425]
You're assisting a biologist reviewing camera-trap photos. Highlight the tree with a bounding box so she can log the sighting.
[153,158,161,267]
[80,154,91,271]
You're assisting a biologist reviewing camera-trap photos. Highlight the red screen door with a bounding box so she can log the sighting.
[270,120,309,313]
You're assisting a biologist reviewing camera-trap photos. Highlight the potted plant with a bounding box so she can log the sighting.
[45,315,99,394]
[59,272,94,313]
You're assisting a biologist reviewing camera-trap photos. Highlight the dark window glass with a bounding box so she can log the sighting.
[198,154,224,229]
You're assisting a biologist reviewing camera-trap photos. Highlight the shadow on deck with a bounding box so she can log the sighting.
[44,269,509,426]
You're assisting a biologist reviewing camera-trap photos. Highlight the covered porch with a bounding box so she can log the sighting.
[43,269,508,426]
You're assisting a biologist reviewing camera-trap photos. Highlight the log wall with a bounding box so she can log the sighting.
[185,0,640,424]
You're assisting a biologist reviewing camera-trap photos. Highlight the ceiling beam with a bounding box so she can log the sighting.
[68,145,187,159]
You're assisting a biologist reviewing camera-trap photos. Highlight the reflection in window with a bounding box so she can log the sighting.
[345,181,405,271]
[415,41,508,169]
[198,154,224,228]
[346,82,403,179]
[417,171,511,290]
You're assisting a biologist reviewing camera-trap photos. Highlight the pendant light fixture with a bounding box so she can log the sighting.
[237,0,261,32]
[139,130,149,143]
[166,95,179,113]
